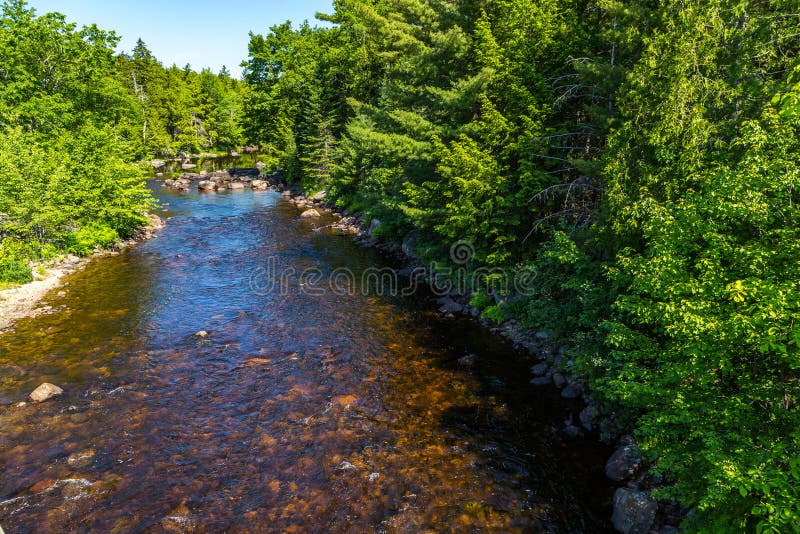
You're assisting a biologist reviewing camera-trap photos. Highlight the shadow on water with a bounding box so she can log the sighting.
[0,183,613,532]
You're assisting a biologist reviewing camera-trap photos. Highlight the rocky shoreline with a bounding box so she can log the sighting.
[162,170,683,533]
[0,214,164,334]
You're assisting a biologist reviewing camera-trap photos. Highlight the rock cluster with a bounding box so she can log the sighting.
[163,168,266,193]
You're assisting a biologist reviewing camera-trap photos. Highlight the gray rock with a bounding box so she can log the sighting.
[30,383,63,403]
[530,376,552,386]
[437,297,463,314]
[151,159,166,169]
[611,488,657,534]
[579,405,599,430]
[251,180,268,190]
[229,182,246,190]
[530,363,548,376]
[552,373,566,389]
[300,209,321,218]
[534,331,552,341]
[312,190,327,201]
[605,445,643,481]
[561,384,583,399]
[198,180,216,191]
[256,161,266,169]
[195,330,209,338]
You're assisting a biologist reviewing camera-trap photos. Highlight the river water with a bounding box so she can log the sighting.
[0,185,613,532]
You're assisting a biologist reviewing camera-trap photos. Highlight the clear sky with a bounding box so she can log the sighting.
[26,0,334,78]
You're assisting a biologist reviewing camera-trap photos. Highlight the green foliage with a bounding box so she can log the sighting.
[469,290,493,311]
[64,222,119,256]
[0,1,155,277]
[242,0,800,530]
[480,304,506,325]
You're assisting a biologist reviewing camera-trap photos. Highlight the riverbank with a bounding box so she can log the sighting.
[0,214,164,333]
[251,173,683,534]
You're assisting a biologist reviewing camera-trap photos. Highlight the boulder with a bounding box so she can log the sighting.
[300,209,321,218]
[437,297,463,314]
[530,376,552,386]
[611,488,657,534]
[605,444,643,481]
[199,170,208,177]
[579,405,599,430]
[151,159,166,169]
[530,363,549,376]
[198,181,216,191]
[552,372,566,389]
[312,190,327,201]
[181,163,197,170]
[256,161,266,169]
[229,182,245,190]
[561,384,583,399]
[30,383,63,403]
[251,180,268,190]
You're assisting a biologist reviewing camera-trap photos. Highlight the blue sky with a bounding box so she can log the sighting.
[26,0,334,78]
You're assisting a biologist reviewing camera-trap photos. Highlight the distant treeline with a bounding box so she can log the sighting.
[240,1,800,531]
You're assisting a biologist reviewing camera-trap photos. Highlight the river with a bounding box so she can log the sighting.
[0,184,613,532]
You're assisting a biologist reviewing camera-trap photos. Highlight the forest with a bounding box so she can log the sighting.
[1,0,799,531]
[0,0,244,284]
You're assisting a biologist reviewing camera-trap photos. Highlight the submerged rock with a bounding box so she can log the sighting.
[29,383,63,403]
[300,209,321,218]
[195,330,209,338]
[611,488,657,534]
[67,449,96,469]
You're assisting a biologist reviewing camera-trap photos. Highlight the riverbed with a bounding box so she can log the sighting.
[0,185,613,532]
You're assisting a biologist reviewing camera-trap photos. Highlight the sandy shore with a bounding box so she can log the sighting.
[0,215,164,332]
[0,255,87,332]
